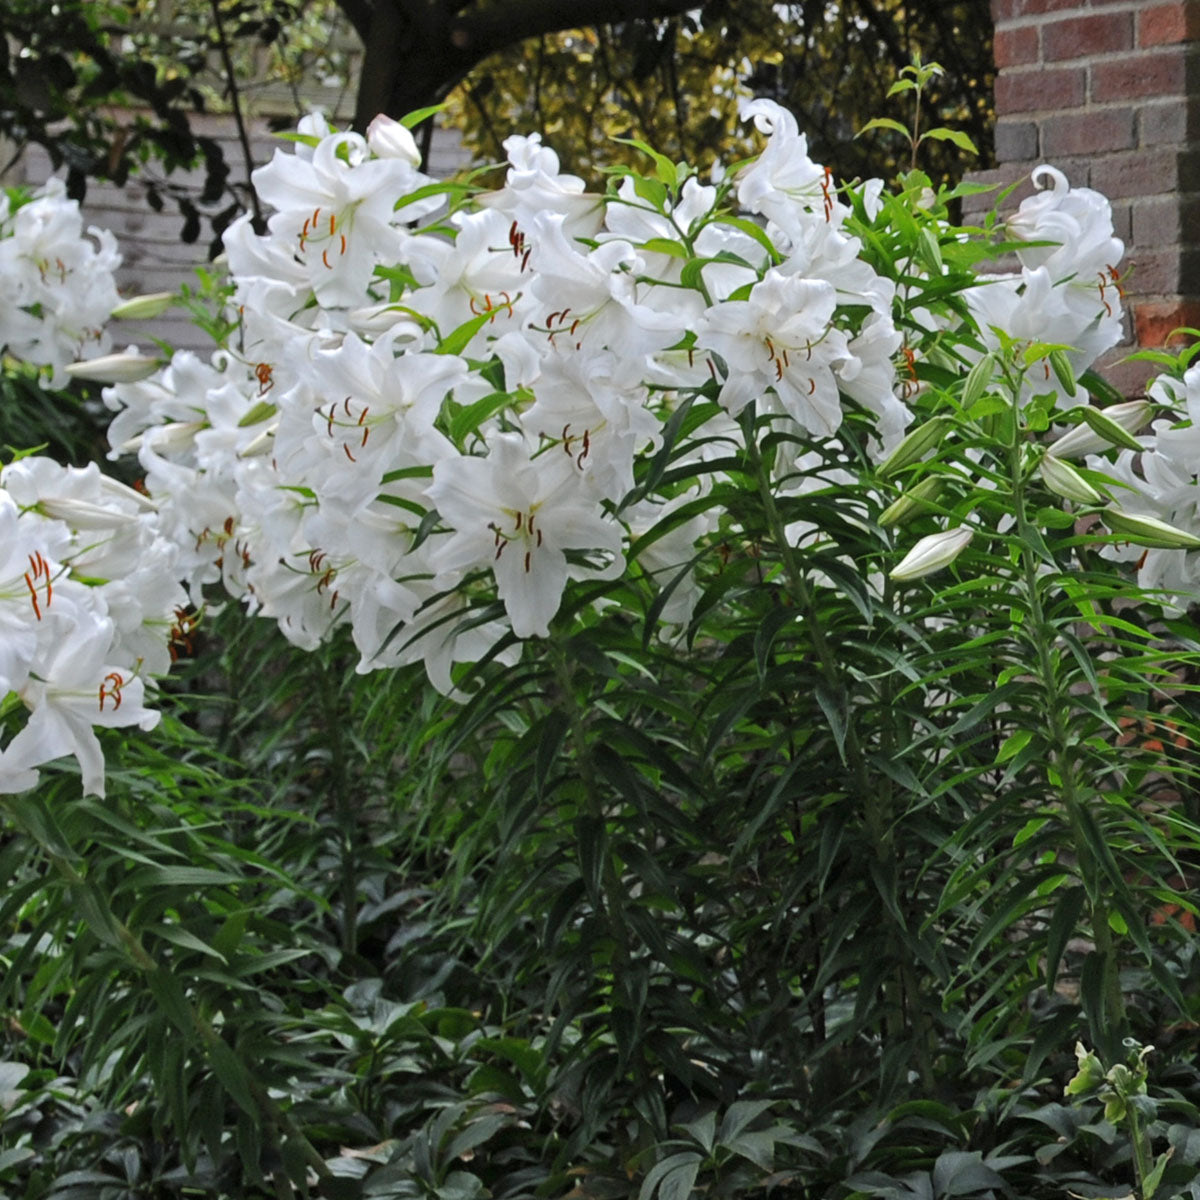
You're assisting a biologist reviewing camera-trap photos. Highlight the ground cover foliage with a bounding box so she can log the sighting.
[4,79,1200,1200]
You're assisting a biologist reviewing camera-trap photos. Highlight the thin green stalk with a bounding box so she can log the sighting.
[1002,369,1126,1046]
[320,648,358,958]
[549,640,664,1144]
[1126,1102,1153,1200]
[739,412,932,1076]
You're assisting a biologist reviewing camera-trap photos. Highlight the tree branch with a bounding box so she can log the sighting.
[454,0,706,56]
[209,0,264,229]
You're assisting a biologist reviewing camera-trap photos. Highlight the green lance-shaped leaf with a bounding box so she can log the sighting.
[920,127,980,155]
[400,102,448,128]
[858,116,912,140]
[237,400,278,428]
[1143,1148,1175,1200]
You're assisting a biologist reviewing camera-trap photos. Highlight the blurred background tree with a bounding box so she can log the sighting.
[1,0,992,211]
[441,1,994,187]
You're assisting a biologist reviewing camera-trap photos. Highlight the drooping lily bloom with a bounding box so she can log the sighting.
[3,610,160,798]
[427,432,624,638]
[697,269,850,435]
[253,130,433,307]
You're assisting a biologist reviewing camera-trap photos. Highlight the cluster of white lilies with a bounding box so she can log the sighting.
[2,101,1198,798]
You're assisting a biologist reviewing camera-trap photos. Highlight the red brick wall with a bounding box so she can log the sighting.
[973,0,1200,394]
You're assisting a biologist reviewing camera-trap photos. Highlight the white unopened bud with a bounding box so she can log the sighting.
[63,351,160,384]
[38,496,139,529]
[110,292,176,320]
[99,475,158,512]
[121,421,204,457]
[239,424,277,458]
[1102,508,1200,550]
[890,526,974,581]
[1048,401,1151,458]
[366,114,421,166]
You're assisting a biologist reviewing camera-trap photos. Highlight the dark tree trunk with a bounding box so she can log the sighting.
[350,0,713,132]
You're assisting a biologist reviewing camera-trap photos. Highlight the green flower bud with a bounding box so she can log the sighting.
[110,291,176,320]
[961,353,996,411]
[1048,349,1077,397]
[878,416,953,478]
[878,475,943,527]
[1040,454,1103,505]
[1050,402,1150,457]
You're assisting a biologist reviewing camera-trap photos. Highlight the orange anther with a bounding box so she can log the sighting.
[23,572,41,620]
[98,671,125,712]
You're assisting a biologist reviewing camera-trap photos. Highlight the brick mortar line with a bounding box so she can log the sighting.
[1003,100,1200,113]
[994,5,1140,23]
[999,53,1187,68]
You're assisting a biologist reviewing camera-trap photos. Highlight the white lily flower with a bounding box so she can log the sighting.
[4,611,160,798]
[427,432,624,638]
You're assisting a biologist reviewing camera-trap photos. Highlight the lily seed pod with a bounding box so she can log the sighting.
[890,526,974,581]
